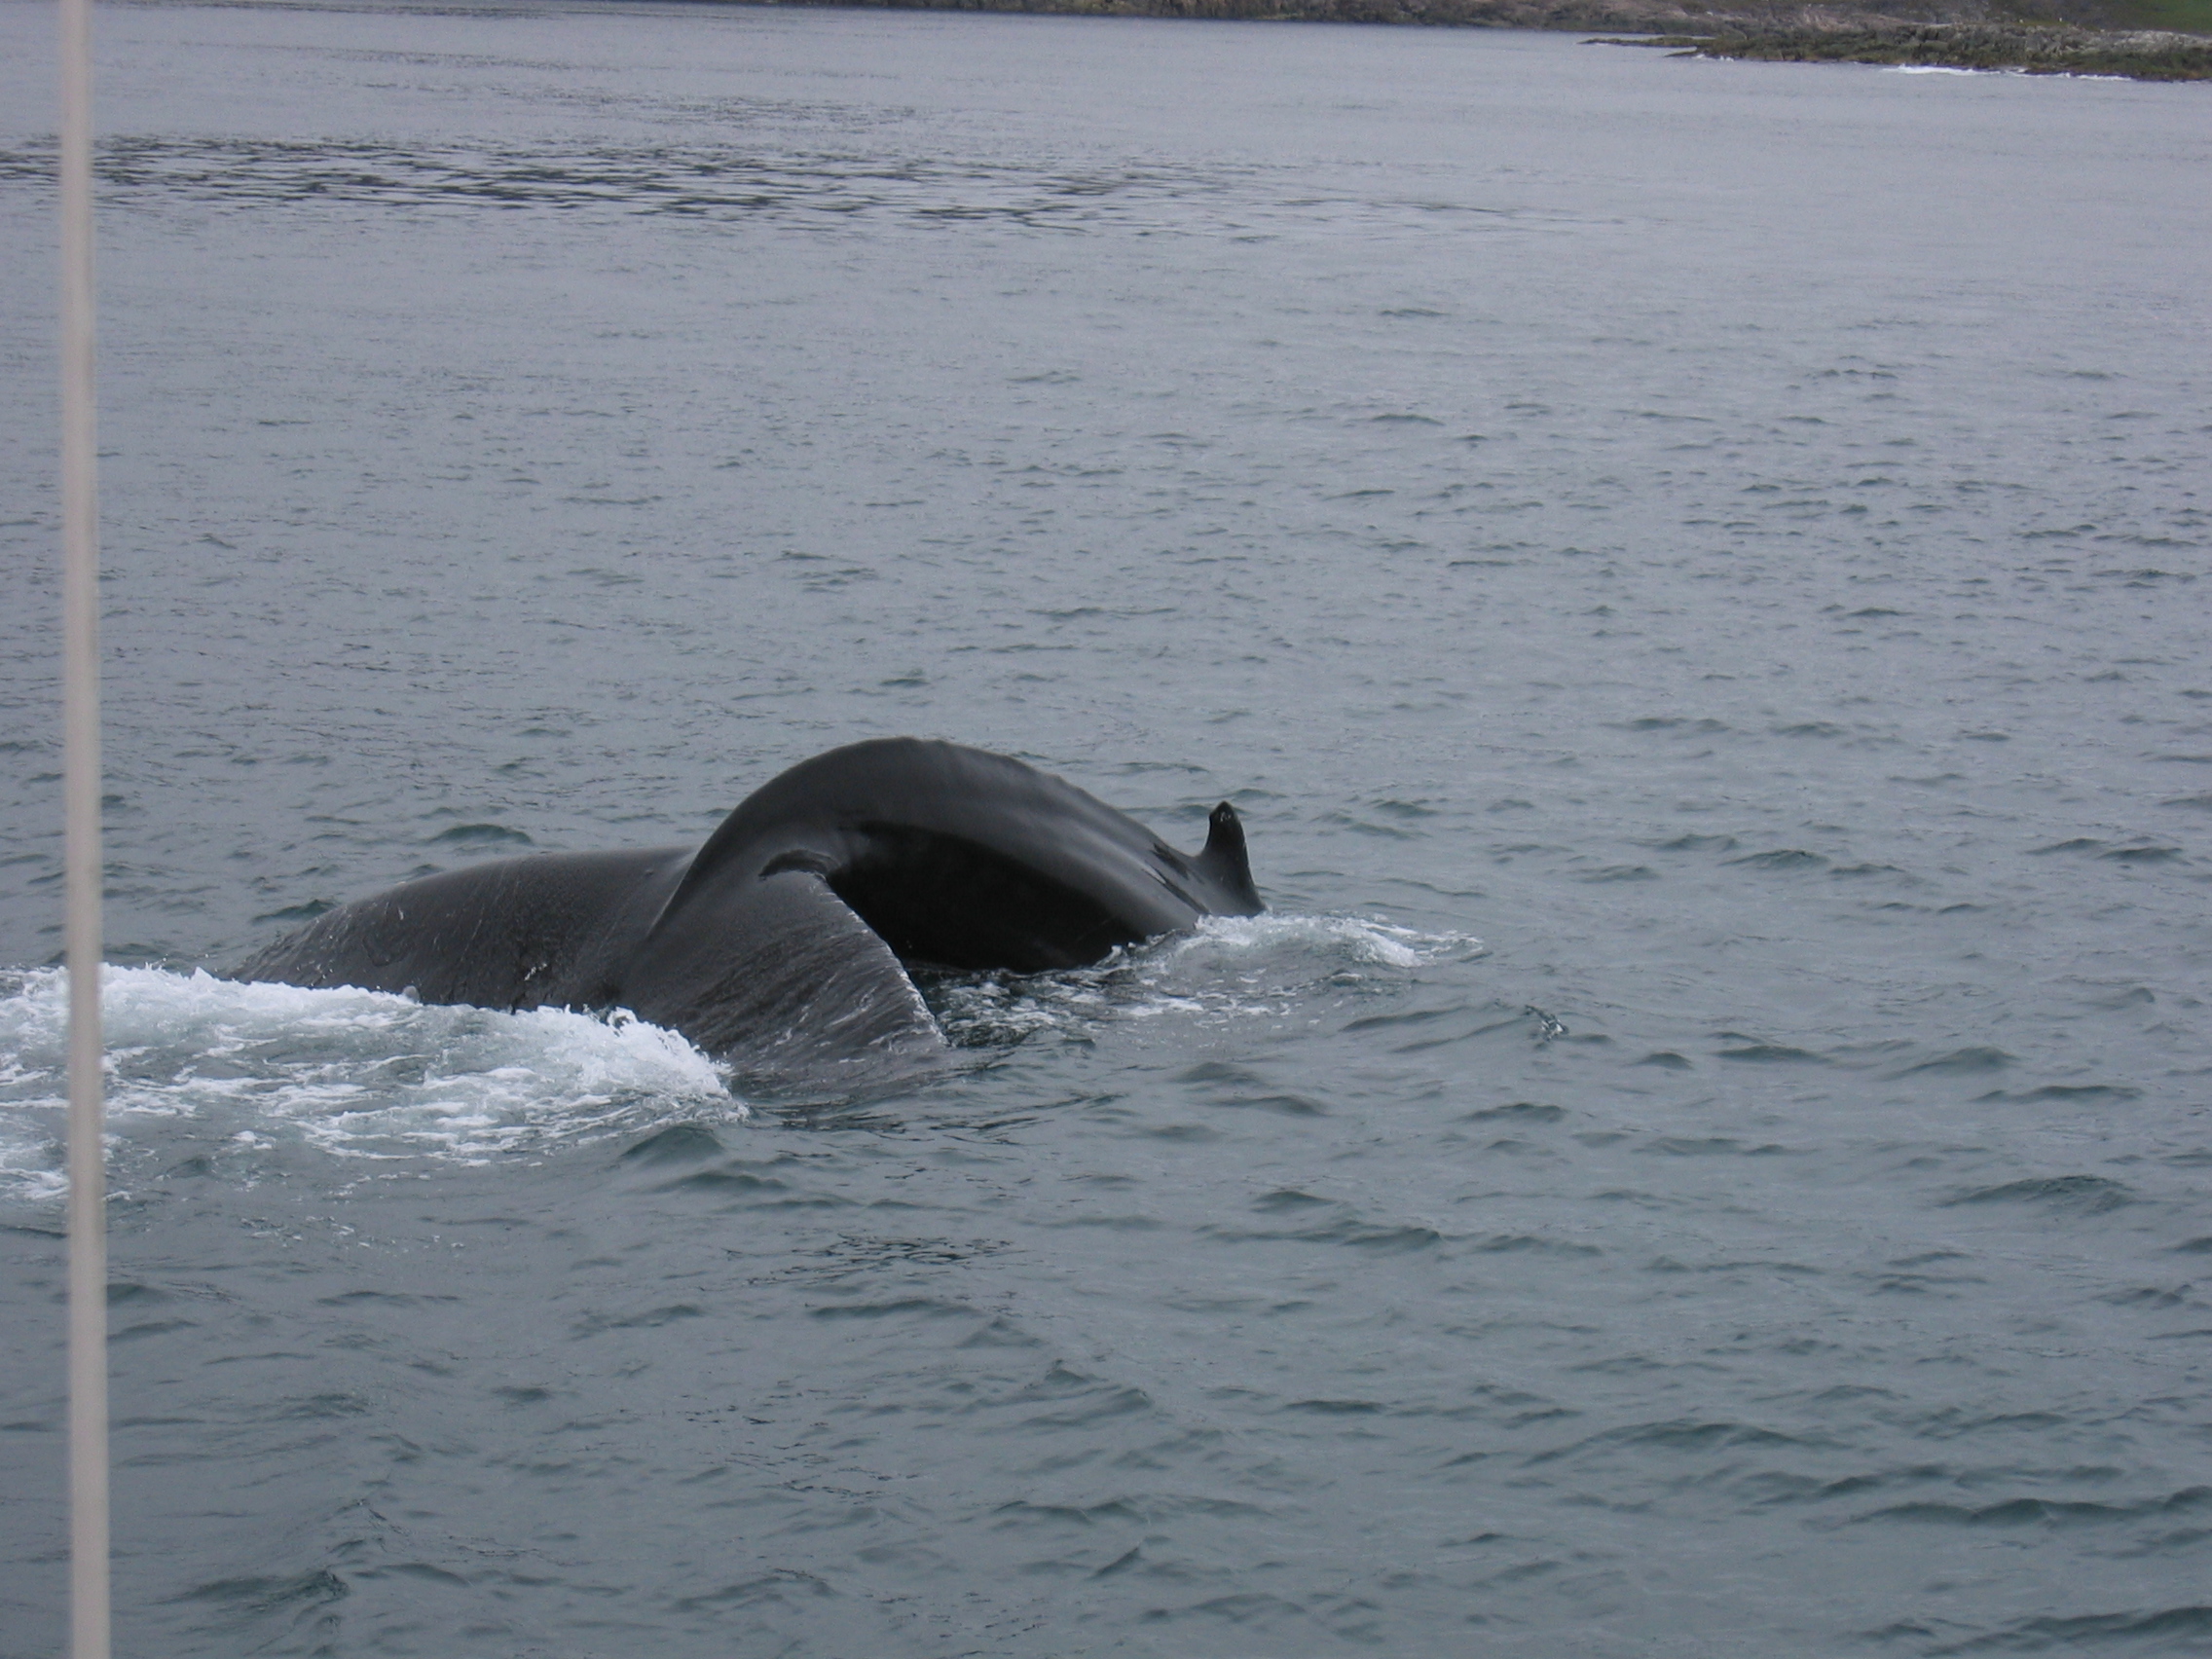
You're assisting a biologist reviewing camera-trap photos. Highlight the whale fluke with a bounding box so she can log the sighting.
[231,739,1265,1082]
[1196,801,1261,915]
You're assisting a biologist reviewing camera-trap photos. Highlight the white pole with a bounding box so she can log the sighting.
[57,0,111,1651]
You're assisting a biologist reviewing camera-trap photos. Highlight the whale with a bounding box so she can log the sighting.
[233,738,1264,1080]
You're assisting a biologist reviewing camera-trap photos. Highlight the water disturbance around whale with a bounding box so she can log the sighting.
[1,3,2208,1655]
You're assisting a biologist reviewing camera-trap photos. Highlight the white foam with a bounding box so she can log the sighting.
[1,917,1473,1189]
[1177,912,1482,969]
[927,912,1480,1046]
[0,967,735,1197]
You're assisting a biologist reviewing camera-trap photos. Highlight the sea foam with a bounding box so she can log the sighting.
[927,912,1480,1046]
[0,967,733,1195]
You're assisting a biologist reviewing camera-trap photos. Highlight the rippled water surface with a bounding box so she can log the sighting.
[4,3,2210,1652]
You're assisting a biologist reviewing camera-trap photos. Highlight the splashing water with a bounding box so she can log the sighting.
[0,918,1471,1189]
[0,967,735,1195]
[927,912,1482,1047]
[1176,911,1482,969]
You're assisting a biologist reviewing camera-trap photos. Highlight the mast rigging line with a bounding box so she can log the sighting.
[58,0,112,1651]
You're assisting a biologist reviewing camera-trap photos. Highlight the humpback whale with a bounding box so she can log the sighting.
[234,738,1264,1079]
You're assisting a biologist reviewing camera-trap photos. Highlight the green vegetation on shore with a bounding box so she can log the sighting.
[1600,18,2212,77]
[2083,0,2211,31]
[738,0,2211,79]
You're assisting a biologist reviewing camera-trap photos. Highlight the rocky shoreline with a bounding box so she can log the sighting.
[738,0,1745,26]
[732,0,2211,80]
[1598,19,2212,77]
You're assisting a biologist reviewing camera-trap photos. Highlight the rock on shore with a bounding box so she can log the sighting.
[1606,20,2212,79]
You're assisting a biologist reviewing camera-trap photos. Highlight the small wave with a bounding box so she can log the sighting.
[1716,1040,1828,1064]
[1944,1174,2134,1215]
[1915,1606,2212,1653]
[926,913,1479,1048]
[0,967,733,1197]
[1175,912,1480,970]
[1899,1046,2015,1077]
[425,823,534,847]
[1728,848,1830,872]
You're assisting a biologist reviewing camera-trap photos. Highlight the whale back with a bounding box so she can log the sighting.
[233,848,684,1009]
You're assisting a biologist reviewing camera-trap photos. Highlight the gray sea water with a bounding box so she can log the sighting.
[3,2,2210,1653]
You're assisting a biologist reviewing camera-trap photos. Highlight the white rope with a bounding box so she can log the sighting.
[57,0,111,1650]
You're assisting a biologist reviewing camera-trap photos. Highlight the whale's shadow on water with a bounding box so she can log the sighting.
[231,739,1268,1097]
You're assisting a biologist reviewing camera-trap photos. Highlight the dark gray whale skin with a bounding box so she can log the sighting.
[232,738,1264,1077]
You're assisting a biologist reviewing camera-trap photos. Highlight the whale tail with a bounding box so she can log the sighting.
[1195,802,1263,915]
[628,868,946,1082]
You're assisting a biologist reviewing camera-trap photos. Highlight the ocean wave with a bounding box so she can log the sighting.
[0,967,733,1197]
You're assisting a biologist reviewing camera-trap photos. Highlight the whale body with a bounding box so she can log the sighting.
[233,738,1264,1079]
